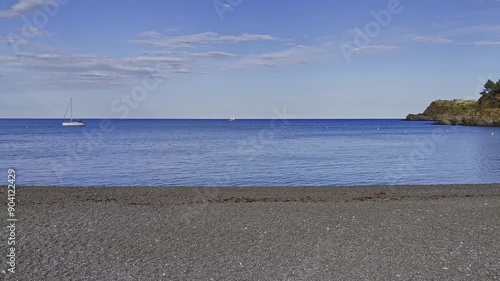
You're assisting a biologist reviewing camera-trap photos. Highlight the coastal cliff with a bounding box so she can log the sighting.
[405,79,500,126]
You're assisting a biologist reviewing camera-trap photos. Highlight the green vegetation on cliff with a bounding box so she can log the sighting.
[406,79,500,126]
[482,79,500,96]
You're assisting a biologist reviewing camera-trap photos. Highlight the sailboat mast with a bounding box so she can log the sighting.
[70,97,73,121]
[63,98,70,121]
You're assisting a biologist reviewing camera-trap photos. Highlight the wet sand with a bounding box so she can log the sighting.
[1,184,500,280]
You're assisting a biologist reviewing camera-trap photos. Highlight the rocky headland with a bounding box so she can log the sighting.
[406,79,500,126]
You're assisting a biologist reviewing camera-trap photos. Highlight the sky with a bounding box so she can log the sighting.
[0,0,499,118]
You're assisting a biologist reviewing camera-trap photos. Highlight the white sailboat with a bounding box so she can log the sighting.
[228,117,235,122]
[62,98,86,126]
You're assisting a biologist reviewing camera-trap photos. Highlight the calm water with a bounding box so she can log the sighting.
[1,119,499,186]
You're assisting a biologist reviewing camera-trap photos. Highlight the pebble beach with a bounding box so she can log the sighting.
[2,184,500,280]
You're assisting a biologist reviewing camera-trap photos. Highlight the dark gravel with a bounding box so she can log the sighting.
[1,184,500,280]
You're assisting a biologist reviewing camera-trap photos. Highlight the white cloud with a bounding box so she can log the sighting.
[452,25,500,34]
[187,51,237,58]
[136,31,164,38]
[0,0,59,18]
[352,45,400,54]
[0,35,30,46]
[412,35,500,47]
[18,26,50,37]
[0,52,185,87]
[0,29,324,89]
[236,45,324,68]
[130,31,279,49]
[1,33,63,53]
[413,36,454,44]
[471,41,500,46]
[0,45,318,87]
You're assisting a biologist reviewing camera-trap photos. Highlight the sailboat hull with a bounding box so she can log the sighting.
[62,121,86,126]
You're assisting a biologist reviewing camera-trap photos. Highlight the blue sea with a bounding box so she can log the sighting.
[1,119,499,187]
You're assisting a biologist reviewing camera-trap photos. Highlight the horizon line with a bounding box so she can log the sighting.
[0,117,405,120]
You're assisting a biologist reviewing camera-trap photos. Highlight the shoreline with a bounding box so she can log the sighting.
[2,184,500,280]
[10,183,500,187]
[8,183,500,204]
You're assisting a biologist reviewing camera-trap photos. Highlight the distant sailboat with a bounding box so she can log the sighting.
[62,98,86,126]
[228,117,235,122]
